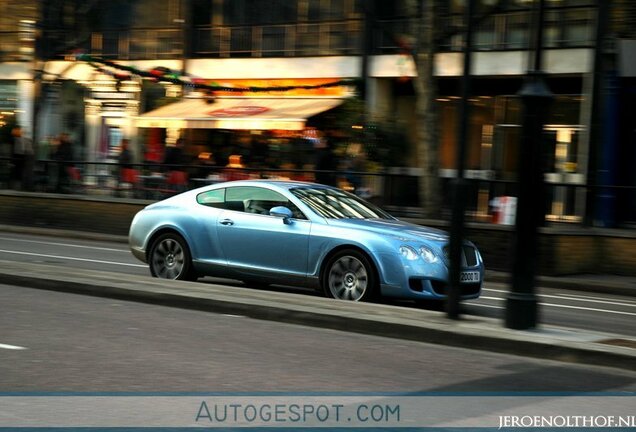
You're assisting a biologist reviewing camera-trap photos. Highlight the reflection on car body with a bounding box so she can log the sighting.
[129,180,485,302]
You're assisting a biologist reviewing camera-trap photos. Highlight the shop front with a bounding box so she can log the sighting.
[434,82,588,224]
[134,77,352,179]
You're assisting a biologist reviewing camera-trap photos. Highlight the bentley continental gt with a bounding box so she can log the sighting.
[129,180,484,302]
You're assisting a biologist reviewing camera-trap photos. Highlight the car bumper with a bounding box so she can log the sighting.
[130,246,147,263]
[376,252,483,300]
[381,278,483,300]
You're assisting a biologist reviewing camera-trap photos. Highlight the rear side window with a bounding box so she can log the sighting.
[225,186,306,219]
[196,189,225,208]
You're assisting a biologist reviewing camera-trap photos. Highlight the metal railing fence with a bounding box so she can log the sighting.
[1,157,635,227]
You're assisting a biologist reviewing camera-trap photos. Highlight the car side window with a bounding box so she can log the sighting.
[196,188,225,208]
[225,186,306,219]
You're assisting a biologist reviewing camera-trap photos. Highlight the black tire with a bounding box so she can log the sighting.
[149,233,197,281]
[413,299,445,311]
[322,249,377,302]
[242,279,271,290]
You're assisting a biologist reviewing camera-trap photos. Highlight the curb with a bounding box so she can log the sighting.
[0,224,128,244]
[2,260,635,373]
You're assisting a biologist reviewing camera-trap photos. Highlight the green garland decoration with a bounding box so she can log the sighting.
[76,53,360,93]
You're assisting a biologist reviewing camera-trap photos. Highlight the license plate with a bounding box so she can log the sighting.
[460,271,481,283]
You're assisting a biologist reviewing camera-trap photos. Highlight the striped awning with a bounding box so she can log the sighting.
[135,97,344,130]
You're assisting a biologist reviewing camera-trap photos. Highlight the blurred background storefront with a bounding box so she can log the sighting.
[134,78,350,168]
[1,0,636,225]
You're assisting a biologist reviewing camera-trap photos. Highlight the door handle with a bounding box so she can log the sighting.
[220,219,234,226]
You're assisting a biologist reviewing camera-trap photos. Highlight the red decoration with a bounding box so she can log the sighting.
[207,106,270,117]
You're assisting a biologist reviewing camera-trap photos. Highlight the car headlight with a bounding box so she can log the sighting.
[419,245,439,263]
[399,245,419,261]
[475,248,483,264]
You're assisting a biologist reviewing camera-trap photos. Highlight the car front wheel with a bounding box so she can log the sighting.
[149,233,196,281]
[323,249,376,302]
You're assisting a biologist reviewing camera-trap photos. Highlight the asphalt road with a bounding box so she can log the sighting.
[2,283,636,392]
[0,232,635,337]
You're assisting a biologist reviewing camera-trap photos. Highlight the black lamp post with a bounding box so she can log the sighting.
[505,0,553,330]
[447,0,476,319]
[358,0,376,102]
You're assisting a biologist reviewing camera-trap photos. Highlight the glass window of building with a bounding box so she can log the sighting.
[192,0,212,26]
[133,0,182,27]
[0,0,37,61]
[474,17,496,50]
[306,0,322,21]
[258,0,297,23]
[223,0,253,25]
[544,9,563,48]
[0,81,18,131]
[375,0,409,19]
[505,11,530,49]
[327,0,345,19]
[563,8,594,46]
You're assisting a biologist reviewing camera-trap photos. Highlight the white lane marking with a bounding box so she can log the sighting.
[478,296,507,301]
[0,236,127,253]
[465,303,503,310]
[541,303,636,316]
[483,287,636,307]
[0,343,26,350]
[0,249,146,268]
[476,296,636,317]
[541,294,636,308]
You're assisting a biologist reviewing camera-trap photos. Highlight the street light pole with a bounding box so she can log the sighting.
[447,0,476,320]
[360,0,376,102]
[505,0,553,330]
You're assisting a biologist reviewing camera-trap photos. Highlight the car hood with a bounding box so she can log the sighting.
[325,218,449,244]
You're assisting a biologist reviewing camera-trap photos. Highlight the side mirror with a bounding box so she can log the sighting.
[269,206,293,224]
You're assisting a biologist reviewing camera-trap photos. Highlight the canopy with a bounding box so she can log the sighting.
[135,97,344,130]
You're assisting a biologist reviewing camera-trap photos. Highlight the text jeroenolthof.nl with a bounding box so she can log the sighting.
[499,415,636,429]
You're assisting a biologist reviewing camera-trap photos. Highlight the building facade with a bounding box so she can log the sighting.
[0,0,634,225]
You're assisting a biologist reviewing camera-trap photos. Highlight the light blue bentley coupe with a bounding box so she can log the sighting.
[129,180,484,302]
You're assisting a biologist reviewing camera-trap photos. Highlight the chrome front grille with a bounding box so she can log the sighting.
[443,245,479,268]
[462,245,478,267]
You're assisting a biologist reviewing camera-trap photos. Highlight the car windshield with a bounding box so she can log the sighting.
[290,187,394,220]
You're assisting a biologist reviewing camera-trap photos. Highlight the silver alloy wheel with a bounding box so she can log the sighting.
[327,255,368,301]
[151,237,185,279]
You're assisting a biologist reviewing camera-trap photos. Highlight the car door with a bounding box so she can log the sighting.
[191,187,227,271]
[216,186,311,280]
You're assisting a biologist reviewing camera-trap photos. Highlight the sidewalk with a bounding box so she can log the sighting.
[1,258,634,373]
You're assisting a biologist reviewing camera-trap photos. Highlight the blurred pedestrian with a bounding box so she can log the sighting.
[118,138,133,169]
[343,143,366,193]
[163,137,185,168]
[116,138,138,196]
[10,126,34,190]
[164,137,189,191]
[314,135,337,187]
[53,132,74,193]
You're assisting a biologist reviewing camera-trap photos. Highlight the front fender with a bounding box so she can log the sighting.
[306,224,399,286]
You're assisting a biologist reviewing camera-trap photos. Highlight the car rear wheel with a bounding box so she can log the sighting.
[242,279,271,289]
[323,249,376,302]
[149,233,196,281]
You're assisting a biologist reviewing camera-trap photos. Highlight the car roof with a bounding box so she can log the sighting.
[156,180,338,207]
[206,179,335,191]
